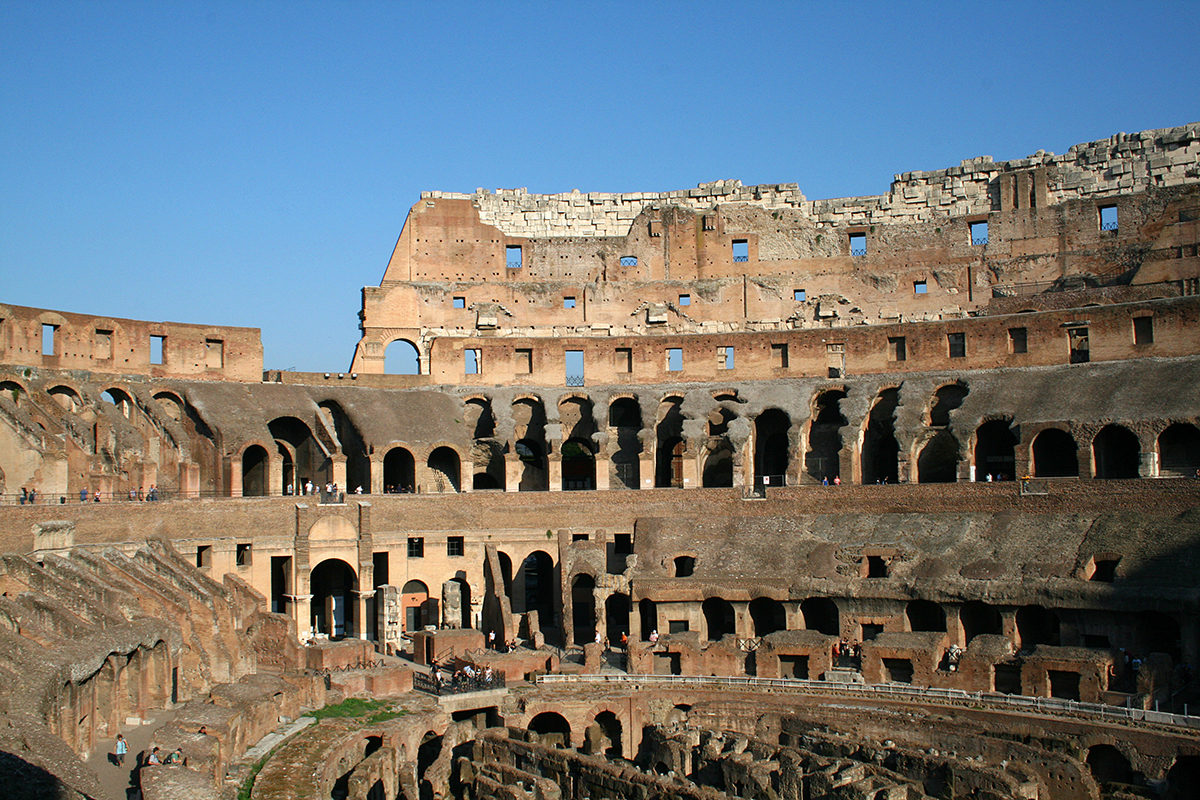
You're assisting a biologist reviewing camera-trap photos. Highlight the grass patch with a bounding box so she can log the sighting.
[310,697,408,722]
[237,745,278,800]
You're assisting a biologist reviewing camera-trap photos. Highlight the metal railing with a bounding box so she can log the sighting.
[414,669,506,696]
[971,236,989,246]
[850,248,867,257]
[733,255,749,263]
[1101,221,1119,231]
[535,673,1200,731]
[507,260,523,269]
[565,374,585,387]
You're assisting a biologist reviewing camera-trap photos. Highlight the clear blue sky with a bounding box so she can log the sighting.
[3,1,1198,372]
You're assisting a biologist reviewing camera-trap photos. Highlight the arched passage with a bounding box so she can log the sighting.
[48,385,81,412]
[917,430,959,483]
[270,416,327,495]
[1031,428,1079,477]
[703,597,735,642]
[593,711,622,758]
[1093,425,1140,479]
[384,339,421,374]
[906,599,946,632]
[310,559,358,638]
[518,551,556,627]
[513,397,548,491]
[1158,423,1200,477]
[605,593,630,642]
[571,574,596,645]
[242,445,270,497]
[383,447,415,493]
[749,597,786,637]
[401,579,431,631]
[655,398,685,488]
[702,446,734,487]
[754,409,791,486]
[806,389,847,482]
[561,438,596,490]
[100,387,134,417]
[961,601,1003,643]
[862,388,899,484]
[801,598,839,636]
[320,401,371,493]
[1016,605,1060,648]
[528,712,571,748]
[1085,744,1133,785]
[427,446,461,492]
[639,598,658,641]
[609,397,642,490]
[1166,756,1200,800]
[929,383,968,427]
[974,419,1017,480]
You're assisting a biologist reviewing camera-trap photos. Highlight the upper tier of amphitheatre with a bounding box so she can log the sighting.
[350,122,1200,378]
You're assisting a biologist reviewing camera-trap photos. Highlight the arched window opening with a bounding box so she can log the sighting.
[401,579,430,631]
[242,445,269,497]
[269,416,327,496]
[673,555,695,577]
[1031,428,1079,477]
[384,339,421,375]
[801,598,839,636]
[917,430,960,483]
[1158,423,1200,477]
[749,597,786,637]
[754,409,791,487]
[806,389,847,482]
[862,389,900,484]
[471,440,505,491]
[519,551,556,630]
[310,559,358,638]
[906,599,947,632]
[464,397,495,438]
[974,419,1017,481]
[427,446,461,492]
[1093,424,1140,479]
[703,598,735,642]
[101,388,134,418]
[1085,744,1133,785]
[48,385,81,412]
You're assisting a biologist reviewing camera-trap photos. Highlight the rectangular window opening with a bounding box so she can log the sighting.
[150,335,165,365]
[614,532,633,554]
[452,296,466,309]
[464,348,481,375]
[718,345,734,370]
[1089,557,1120,582]
[572,533,589,542]
[1008,327,1028,354]
[668,620,690,634]
[506,245,523,268]
[1099,204,1118,231]
[914,280,928,295]
[447,536,464,557]
[732,239,749,262]
[615,347,632,374]
[861,623,884,641]
[407,537,424,558]
[666,347,682,372]
[771,343,789,369]
[1133,316,1154,345]
[866,555,888,578]
[516,348,532,374]
[94,329,113,360]
[196,545,212,569]
[677,294,690,306]
[42,323,57,356]
[888,336,906,362]
[204,338,224,369]
[969,220,989,246]
[947,332,966,359]
[565,349,584,386]
[1068,327,1090,364]
[849,233,867,257]
[236,543,252,567]
[563,296,576,309]
[793,288,806,302]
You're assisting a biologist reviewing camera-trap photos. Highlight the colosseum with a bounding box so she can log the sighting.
[1,121,1199,800]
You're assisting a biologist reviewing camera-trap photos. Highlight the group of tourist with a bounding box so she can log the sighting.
[430,660,497,692]
[833,639,862,664]
[113,725,206,771]
[486,630,520,652]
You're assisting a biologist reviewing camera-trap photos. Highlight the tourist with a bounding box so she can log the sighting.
[114,733,127,766]
[305,480,314,496]
[487,630,496,648]
[821,477,829,486]
[355,485,363,494]
[164,748,183,765]
[147,746,162,765]
[649,629,659,643]
[93,489,101,502]
[833,475,841,485]
[80,487,88,503]
[198,725,208,735]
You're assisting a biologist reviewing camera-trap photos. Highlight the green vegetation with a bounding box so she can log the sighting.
[237,746,277,800]
[310,697,408,722]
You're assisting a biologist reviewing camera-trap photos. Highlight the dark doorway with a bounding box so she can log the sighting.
[1093,424,1140,479]
[974,419,1017,480]
[754,409,791,486]
[806,389,847,482]
[862,388,900,484]
[1031,428,1079,477]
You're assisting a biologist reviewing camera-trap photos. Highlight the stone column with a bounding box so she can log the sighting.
[268,455,284,497]
[330,454,347,491]
[504,452,522,492]
[226,455,242,497]
[369,456,385,494]
[354,589,375,640]
[733,601,751,639]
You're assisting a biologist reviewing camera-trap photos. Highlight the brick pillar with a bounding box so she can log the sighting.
[504,453,522,492]
[226,456,242,498]
[369,456,385,494]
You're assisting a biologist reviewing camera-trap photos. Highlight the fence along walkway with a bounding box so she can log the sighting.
[535,673,1200,732]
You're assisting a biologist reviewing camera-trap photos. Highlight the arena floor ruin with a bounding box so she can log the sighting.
[2,122,1200,799]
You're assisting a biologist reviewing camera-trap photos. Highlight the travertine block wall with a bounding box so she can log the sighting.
[424,123,1199,238]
